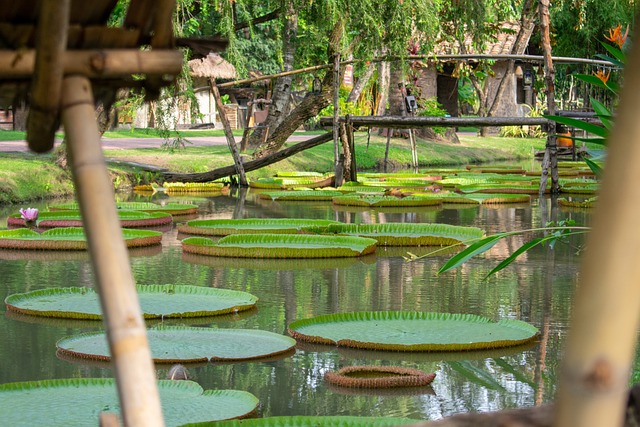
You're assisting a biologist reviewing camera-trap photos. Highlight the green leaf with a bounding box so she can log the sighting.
[57,326,296,362]
[484,237,546,278]
[332,195,442,207]
[543,115,608,138]
[438,234,506,274]
[585,158,604,179]
[600,41,625,64]
[573,74,618,94]
[5,285,258,319]
[0,378,258,426]
[178,218,340,236]
[0,227,162,250]
[182,234,378,258]
[589,99,615,130]
[493,358,536,389]
[288,311,539,351]
[304,223,485,246]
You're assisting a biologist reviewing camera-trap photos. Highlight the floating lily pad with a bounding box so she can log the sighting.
[50,201,198,215]
[177,218,340,236]
[288,312,539,351]
[258,190,344,201]
[456,183,545,194]
[182,252,367,270]
[559,183,599,194]
[558,197,597,208]
[182,234,378,258]
[7,210,172,228]
[332,195,442,207]
[303,223,484,246]
[182,415,419,427]
[0,378,258,427]
[5,285,258,320]
[0,227,162,250]
[163,182,226,193]
[57,326,297,363]
[325,365,436,388]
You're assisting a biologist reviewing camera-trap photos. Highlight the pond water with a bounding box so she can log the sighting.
[0,189,602,421]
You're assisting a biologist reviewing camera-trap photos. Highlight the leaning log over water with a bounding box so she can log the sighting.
[163,132,333,183]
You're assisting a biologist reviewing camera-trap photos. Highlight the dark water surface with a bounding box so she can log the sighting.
[0,189,599,420]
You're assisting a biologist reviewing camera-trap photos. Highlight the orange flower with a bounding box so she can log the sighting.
[594,69,611,85]
[605,24,629,49]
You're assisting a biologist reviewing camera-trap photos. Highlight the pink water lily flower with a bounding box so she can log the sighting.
[19,208,39,222]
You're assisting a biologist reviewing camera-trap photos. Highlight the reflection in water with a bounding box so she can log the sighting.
[0,192,591,421]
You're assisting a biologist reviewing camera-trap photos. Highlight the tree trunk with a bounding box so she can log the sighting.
[376,60,390,117]
[252,19,344,158]
[247,0,297,149]
[388,66,405,116]
[347,61,375,104]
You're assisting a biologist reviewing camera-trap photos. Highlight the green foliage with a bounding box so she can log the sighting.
[417,97,448,135]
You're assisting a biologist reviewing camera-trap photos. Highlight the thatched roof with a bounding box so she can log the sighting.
[188,53,237,80]
[433,22,533,56]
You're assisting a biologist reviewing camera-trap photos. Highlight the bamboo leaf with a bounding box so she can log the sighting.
[543,115,608,138]
[484,237,546,278]
[438,234,506,274]
[585,158,604,179]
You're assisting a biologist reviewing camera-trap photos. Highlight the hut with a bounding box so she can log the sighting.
[189,52,239,127]
[414,22,536,119]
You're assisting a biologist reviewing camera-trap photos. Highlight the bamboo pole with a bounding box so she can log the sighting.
[210,79,248,186]
[319,115,551,128]
[26,0,69,153]
[333,53,341,187]
[61,75,164,427]
[552,20,640,427]
[0,50,183,78]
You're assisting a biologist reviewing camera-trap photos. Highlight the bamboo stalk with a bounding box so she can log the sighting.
[553,18,640,427]
[211,79,248,186]
[61,75,164,427]
[0,50,183,78]
[26,0,69,153]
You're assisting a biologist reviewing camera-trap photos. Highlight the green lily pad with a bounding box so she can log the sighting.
[5,285,258,320]
[303,223,484,246]
[8,210,172,228]
[456,183,545,194]
[558,197,597,208]
[181,415,419,427]
[0,227,162,250]
[163,182,226,193]
[177,218,340,236]
[0,378,258,427]
[182,234,378,258]
[332,195,442,207]
[258,190,344,201]
[288,311,539,351]
[50,201,198,215]
[57,326,297,362]
[413,192,531,205]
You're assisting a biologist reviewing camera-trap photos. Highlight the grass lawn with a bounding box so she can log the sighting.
[0,128,565,204]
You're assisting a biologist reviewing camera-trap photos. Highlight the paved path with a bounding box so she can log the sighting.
[0,134,316,153]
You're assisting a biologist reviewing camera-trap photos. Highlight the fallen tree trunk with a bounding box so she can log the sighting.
[163,132,333,182]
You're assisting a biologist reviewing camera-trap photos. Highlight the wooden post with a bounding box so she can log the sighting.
[26,0,69,153]
[239,95,256,153]
[384,129,393,173]
[553,19,640,427]
[346,115,357,182]
[538,0,560,194]
[61,76,164,427]
[333,53,342,187]
[210,80,248,186]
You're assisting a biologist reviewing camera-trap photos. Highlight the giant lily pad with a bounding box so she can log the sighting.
[182,416,419,427]
[303,223,484,246]
[57,326,296,363]
[413,192,531,205]
[163,182,227,193]
[50,201,198,215]
[558,197,597,208]
[288,312,539,351]
[332,195,442,207]
[5,285,258,320]
[258,190,344,201]
[182,234,378,258]
[177,218,340,236]
[0,227,162,250]
[456,183,546,194]
[0,378,258,427]
[7,209,172,228]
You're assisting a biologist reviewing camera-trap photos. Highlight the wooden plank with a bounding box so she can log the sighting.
[0,49,183,78]
[26,0,69,153]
